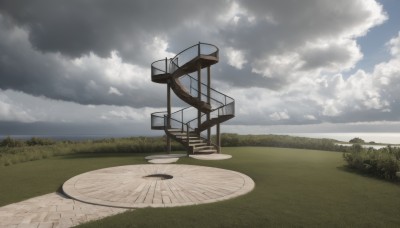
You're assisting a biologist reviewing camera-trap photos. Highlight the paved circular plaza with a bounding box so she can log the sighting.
[63,164,254,208]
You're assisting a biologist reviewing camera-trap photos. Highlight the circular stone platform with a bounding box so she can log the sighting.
[63,164,254,208]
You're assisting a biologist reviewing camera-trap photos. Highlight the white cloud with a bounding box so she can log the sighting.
[0,93,36,123]
[388,32,400,56]
[229,31,400,125]
[304,115,316,120]
[217,2,257,26]
[108,87,123,96]
[269,111,290,121]
[226,47,247,69]
[322,100,341,116]
[252,52,302,79]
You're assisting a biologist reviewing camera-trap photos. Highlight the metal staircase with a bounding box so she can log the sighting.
[150,42,235,155]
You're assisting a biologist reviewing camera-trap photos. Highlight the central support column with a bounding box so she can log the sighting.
[207,66,211,145]
[197,63,202,129]
[216,123,221,153]
[167,82,171,154]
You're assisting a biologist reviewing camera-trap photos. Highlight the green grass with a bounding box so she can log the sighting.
[1,147,399,227]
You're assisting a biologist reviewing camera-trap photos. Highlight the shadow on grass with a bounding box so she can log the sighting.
[336,165,400,185]
[60,151,187,160]
[60,152,153,159]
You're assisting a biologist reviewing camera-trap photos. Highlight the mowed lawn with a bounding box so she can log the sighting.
[1,147,399,227]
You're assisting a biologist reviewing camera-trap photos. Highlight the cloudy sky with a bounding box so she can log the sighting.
[1,0,400,136]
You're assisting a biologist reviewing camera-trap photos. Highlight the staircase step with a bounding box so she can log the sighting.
[194,149,217,154]
[185,139,204,143]
[169,131,197,136]
[193,146,215,152]
[189,142,207,146]
[169,129,183,132]
[176,136,199,139]
[193,145,215,150]
[167,128,182,132]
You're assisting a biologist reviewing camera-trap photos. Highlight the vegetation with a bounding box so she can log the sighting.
[0,136,26,147]
[0,136,183,166]
[349,137,365,144]
[0,134,394,167]
[220,133,347,152]
[1,147,399,227]
[343,144,400,181]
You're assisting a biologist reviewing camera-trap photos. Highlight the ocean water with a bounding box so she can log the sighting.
[335,143,389,150]
[282,133,400,145]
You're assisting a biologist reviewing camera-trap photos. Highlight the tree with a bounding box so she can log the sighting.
[349,137,365,144]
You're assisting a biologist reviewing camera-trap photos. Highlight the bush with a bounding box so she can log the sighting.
[0,136,25,147]
[349,137,365,144]
[343,145,400,181]
[26,137,55,146]
[220,133,345,152]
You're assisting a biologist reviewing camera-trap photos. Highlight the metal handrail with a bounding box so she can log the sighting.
[168,43,218,74]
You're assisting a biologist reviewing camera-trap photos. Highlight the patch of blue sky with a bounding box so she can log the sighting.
[349,0,400,76]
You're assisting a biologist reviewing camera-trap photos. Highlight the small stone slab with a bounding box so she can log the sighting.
[145,154,186,160]
[63,164,254,208]
[189,154,232,160]
[148,158,179,164]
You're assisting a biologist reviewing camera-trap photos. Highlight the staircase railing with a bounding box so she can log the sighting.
[169,43,218,74]
[151,111,167,130]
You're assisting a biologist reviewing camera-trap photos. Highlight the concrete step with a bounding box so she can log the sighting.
[193,145,215,151]
[176,136,199,140]
[194,149,217,154]
[188,142,207,147]
[185,139,204,143]
[169,131,185,135]
[167,128,182,132]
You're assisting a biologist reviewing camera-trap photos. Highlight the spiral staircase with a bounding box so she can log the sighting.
[150,42,235,155]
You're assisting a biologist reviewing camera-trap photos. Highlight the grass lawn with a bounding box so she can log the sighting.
[1,147,399,227]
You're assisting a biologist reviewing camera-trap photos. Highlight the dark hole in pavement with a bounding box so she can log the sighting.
[143,174,173,180]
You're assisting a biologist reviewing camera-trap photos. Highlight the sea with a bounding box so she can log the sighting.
[280,132,400,145]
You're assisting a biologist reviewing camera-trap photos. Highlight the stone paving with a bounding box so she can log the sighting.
[144,154,186,160]
[1,164,254,227]
[0,192,127,228]
[63,164,254,208]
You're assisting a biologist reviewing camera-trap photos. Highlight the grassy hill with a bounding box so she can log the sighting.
[1,147,399,227]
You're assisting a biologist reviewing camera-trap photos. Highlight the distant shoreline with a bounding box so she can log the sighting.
[1,132,400,145]
[273,132,400,144]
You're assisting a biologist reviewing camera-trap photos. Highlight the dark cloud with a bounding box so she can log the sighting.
[0,15,167,107]
[0,0,228,65]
